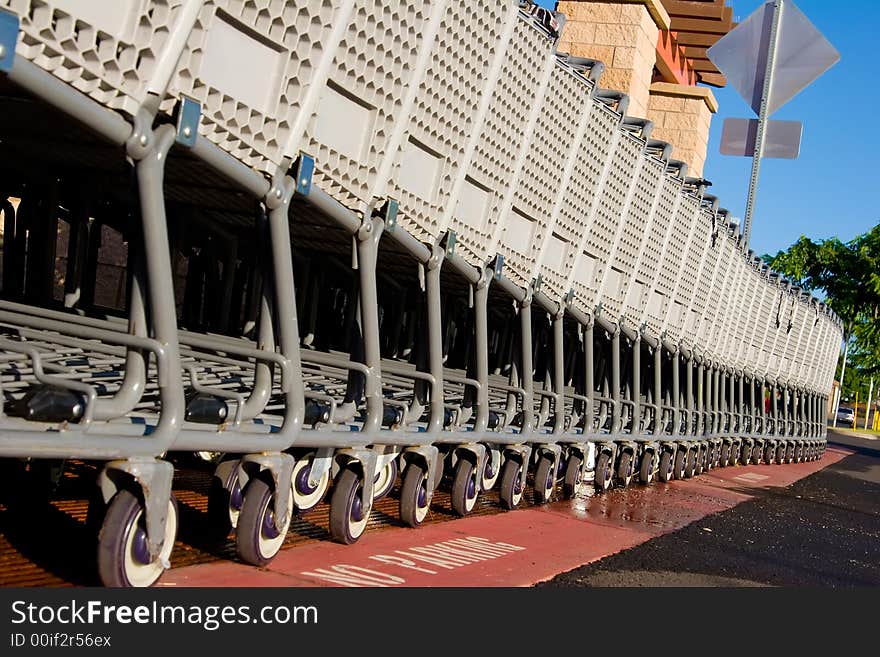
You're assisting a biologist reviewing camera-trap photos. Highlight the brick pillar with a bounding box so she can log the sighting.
[557,0,670,119]
[647,82,717,178]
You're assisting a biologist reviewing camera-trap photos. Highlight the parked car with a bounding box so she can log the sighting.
[836,407,855,427]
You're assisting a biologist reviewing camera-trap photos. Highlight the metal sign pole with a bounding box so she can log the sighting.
[743,0,784,246]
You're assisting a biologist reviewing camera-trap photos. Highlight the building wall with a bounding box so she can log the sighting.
[557,1,717,177]
[647,83,716,178]
[558,1,668,119]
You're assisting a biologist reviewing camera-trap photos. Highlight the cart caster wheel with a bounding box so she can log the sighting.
[728,443,739,467]
[786,444,795,463]
[207,461,243,539]
[740,443,751,465]
[658,451,673,482]
[291,452,330,513]
[481,449,501,491]
[673,449,687,480]
[329,467,370,545]
[616,451,634,487]
[639,452,654,484]
[562,453,583,498]
[399,462,431,527]
[763,443,775,464]
[372,458,398,501]
[775,444,786,464]
[694,447,704,475]
[750,444,761,465]
[451,458,479,516]
[594,452,613,492]
[684,449,696,478]
[97,489,177,588]
[236,473,292,567]
[533,455,556,504]
[499,459,525,510]
[720,443,730,468]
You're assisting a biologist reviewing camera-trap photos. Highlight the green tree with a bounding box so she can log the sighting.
[765,223,880,401]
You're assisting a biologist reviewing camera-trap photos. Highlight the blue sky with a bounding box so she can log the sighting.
[536,0,878,258]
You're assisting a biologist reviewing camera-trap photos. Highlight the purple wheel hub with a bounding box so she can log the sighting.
[131,522,151,566]
[484,458,495,478]
[262,503,280,539]
[230,478,243,511]
[514,466,523,494]
[295,463,318,495]
[418,480,428,508]
[467,471,477,499]
[351,489,364,522]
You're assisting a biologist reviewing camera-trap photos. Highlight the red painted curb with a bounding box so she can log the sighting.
[160,446,850,588]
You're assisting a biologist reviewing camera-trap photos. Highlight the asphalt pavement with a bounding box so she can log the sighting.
[539,430,880,587]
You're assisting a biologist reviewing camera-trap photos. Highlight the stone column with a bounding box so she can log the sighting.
[646,82,717,178]
[557,0,670,119]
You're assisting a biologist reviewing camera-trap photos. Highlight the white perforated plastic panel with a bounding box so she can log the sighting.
[2,0,186,115]
[686,209,723,343]
[710,242,743,362]
[590,133,642,318]
[385,0,510,244]
[698,232,735,348]
[448,13,557,266]
[737,264,762,368]
[762,284,786,374]
[617,157,663,275]
[744,267,765,371]
[501,60,589,290]
[721,254,746,365]
[565,102,619,307]
[617,156,664,327]
[756,278,781,372]
[637,175,681,331]
[666,199,711,341]
[301,0,436,207]
[169,0,355,173]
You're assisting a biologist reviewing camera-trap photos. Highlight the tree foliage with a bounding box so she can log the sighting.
[765,223,880,396]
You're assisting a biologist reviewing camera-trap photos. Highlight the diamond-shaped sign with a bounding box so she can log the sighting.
[708,0,839,117]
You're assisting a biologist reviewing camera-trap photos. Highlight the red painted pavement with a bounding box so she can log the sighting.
[159,446,850,588]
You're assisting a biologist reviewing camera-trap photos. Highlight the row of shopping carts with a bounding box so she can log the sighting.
[0,0,841,586]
